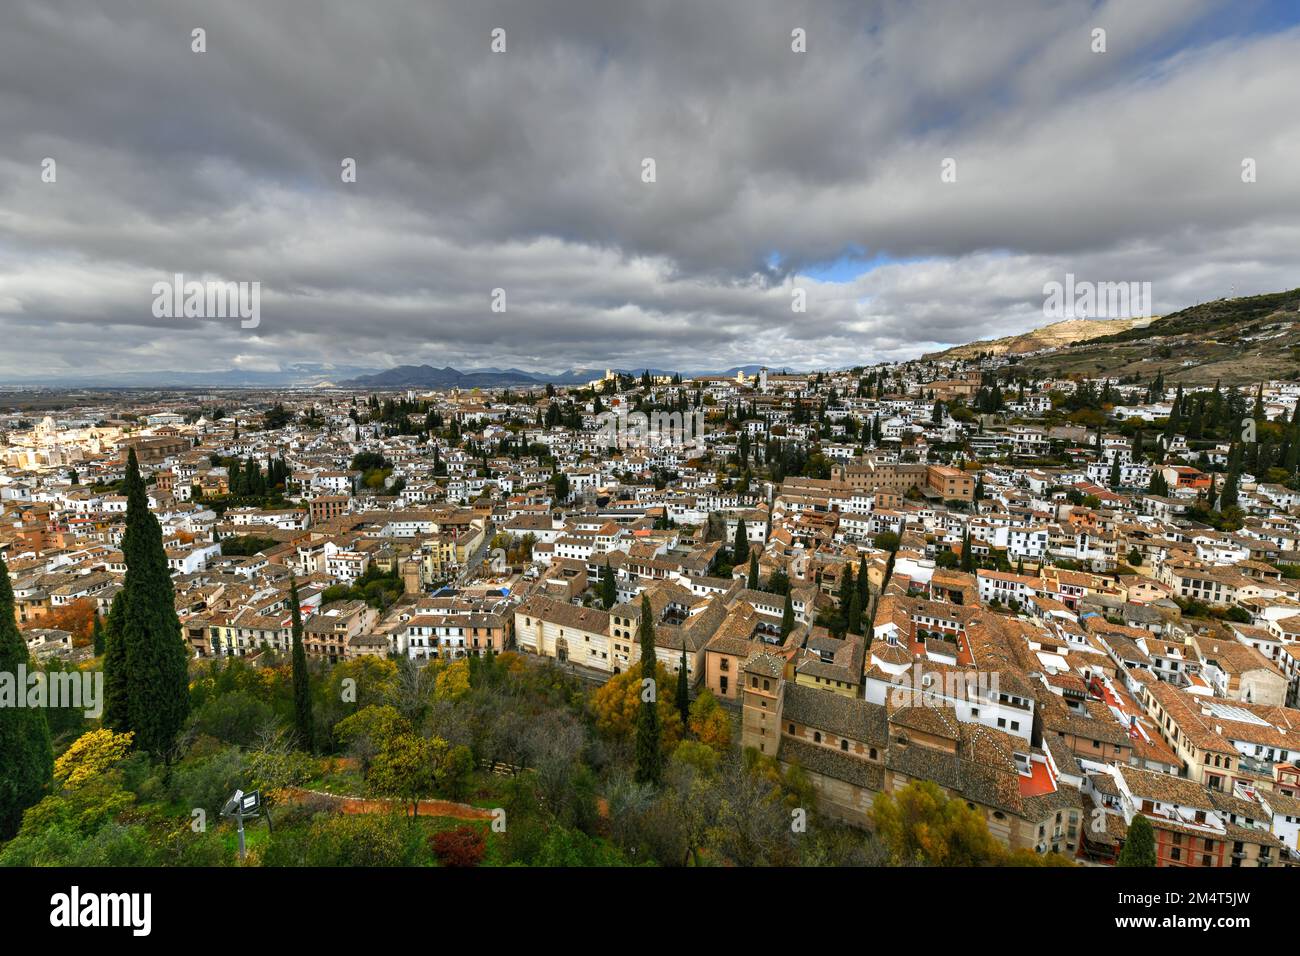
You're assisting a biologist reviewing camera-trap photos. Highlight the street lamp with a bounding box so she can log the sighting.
[220,788,265,862]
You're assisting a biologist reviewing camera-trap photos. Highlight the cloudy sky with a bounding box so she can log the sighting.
[2,0,1299,382]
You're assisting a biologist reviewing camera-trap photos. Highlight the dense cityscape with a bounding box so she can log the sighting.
[5,290,1300,871]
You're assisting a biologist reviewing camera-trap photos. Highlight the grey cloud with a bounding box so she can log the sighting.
[1,0,1298,379]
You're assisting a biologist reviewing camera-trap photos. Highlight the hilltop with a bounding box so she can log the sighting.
[1017,288,1300,387]
[925,317,1147,361]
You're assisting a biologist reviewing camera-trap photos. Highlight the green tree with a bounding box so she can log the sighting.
[367,732,440,818]
[676,643,691,725]
[289,577,313,750]
[848,588,863,636]
[91,613,105,656]
[733,520,749,567]
[100,590,128,730]
[106,449,190,758]
[600,559,617,610]
[869,779,1003,866]
[780,592,794,639]
[0,553,54,838]
[635,594,662,786]
[1117,814,1157,867]
[747,551,759,590]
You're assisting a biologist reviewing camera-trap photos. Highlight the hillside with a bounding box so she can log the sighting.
[925,317,1146,361]
[1017,288,1300,387]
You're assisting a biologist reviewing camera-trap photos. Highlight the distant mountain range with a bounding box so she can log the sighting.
[0,363,384,389]
[3,361,776,389]
[339,364,772,388]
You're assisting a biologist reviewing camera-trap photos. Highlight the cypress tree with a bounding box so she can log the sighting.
[634,594,661,786]
[91,612,105,656]
[849,588,863,636]
[1221,444,1241,510]
[747,551,759,590]
[733,520,749,567]
[1164,385,1183,441]
[675,643,690,725]
[838,565,854,613]
[780,592,794,639]
[100,588,129,732]
[600,560,616,610]
[289,577,313,750]
[113,448,191,758]
[0,552,54,838]
[1117,814,1157,867]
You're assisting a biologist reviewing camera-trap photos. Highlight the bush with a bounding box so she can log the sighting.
[308,812,415,866]
[170,746,248,819]
[431,825,487,867]
[190,691,276,747]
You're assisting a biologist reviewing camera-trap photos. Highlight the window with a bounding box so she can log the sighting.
[840,739,849,751]
[813,731,822,743]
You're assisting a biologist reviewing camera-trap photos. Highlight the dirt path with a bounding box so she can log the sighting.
[281,787,495,820]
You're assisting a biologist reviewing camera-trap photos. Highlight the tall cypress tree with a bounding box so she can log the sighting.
[780,592,794,639]
[634,594,661,786]
[837,565,854,613]
[733,520,749,567]
[747,551,759,590]
[91,612,105,656]
[849,588,863,636]
[112,448,191,758]
[600,560,616,610]
[1221,443,1241,510]
[0,552,54,838]
[101,586,129,732]
[675,642,690,726]
[289,577,313,750]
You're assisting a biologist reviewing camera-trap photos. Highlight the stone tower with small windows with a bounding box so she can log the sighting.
[740,651,787,757]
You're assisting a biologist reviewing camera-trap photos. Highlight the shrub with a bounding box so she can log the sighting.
[431,825,487,867]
